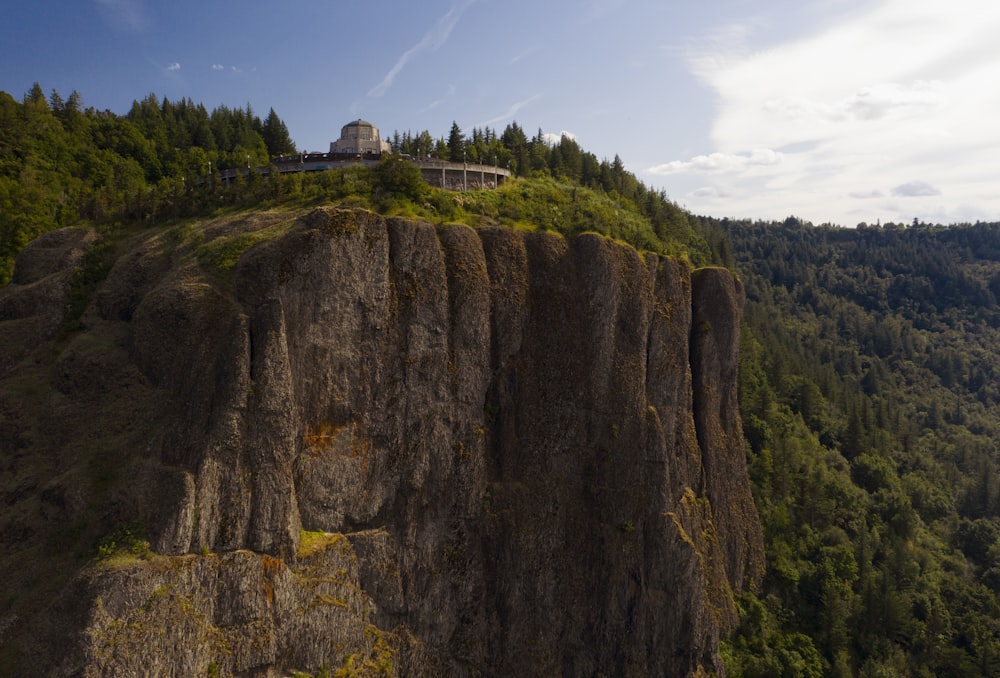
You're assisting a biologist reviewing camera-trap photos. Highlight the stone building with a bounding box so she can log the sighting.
[329,119,392,155]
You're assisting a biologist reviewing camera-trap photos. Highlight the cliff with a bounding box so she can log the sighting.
[0,207,763,676]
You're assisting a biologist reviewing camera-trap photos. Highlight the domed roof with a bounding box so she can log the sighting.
[343,118,375,128]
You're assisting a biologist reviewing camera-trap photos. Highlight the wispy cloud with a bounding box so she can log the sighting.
[368,0,479,98]
[478,93,543,127]
[649,149,783,175]
[660,0,1000,225]
[95,0,147,32]
[417,84,457,114]
[850,189,884,199]
[209,63,254,74]
[166,62,181,72]
[509,46,538,66]
[692,186,730,199]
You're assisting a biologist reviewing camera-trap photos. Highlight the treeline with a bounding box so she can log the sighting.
[1,86,721,284]
[392,121,708,260]
[720,217,1000,676]
[0,84,295,283]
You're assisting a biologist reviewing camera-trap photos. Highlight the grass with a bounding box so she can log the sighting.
[194,218,295,274]
[93,524,154,567]
[297,530,347,560]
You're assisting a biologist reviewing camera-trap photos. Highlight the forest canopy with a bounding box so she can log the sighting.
[0,85,294,283]
[721,217,1000,677]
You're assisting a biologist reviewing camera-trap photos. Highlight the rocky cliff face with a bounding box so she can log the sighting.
[0,207,763,676]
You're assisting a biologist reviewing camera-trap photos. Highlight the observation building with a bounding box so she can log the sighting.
[329,119,392,155]
[226,119,510,191]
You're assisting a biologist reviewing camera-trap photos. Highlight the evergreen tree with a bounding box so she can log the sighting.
[447,121,465,162]
[261,108,296,157]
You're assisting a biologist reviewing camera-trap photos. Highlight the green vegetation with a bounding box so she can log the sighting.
[0,85,717,287]
[720,216,1000,677]
[93,524,152,566]
[194,216,295,273]
[297,530,346,560]
[0,85,294,284]
[16,84,1000,675]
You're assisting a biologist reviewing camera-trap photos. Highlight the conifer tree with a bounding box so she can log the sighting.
[262,108,296,157]
[447,121,465,162]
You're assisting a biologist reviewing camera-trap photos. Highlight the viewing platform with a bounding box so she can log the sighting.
[220,153,511,191]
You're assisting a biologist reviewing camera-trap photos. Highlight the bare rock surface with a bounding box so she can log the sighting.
[0,208,763,676]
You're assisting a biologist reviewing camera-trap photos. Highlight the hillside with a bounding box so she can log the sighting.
[720,217,1000,676]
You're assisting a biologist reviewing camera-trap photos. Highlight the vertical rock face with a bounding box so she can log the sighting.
[3,208,763,676]
[690,268,766,594]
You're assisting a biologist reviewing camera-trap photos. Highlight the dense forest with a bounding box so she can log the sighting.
[0,84,296,284]
[4,84,1000,676]
[721,217,1000,676]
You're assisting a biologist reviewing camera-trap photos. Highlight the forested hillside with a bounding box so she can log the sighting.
[720,217,1000,676]
[0,85,295,284]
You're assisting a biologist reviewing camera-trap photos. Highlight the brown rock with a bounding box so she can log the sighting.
[2,209,763,676]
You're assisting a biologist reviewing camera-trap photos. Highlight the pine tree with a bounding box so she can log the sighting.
[261,108,295,157]
[447,121,465,162]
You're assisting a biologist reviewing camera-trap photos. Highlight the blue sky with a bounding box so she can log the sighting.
[3,0,999,227]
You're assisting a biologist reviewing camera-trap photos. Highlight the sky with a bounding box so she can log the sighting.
[2,0,999,227]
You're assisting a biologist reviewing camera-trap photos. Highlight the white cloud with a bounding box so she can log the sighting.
[166,62,181,72]
[543,130,577,146]
[212,64,224,71]
[368,0,479,98]
[892,181,941,197]
[649,148,782,175]
[692,186,729,199]
[762,81,944,124]
[670,0,1000,225]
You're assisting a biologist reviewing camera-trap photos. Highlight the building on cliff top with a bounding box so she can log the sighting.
[329,119,392,155]
[235,119,510,190]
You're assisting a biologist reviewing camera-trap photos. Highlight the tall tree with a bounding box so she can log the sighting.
[447,121,465,162]
[501,122,529,176]
[261,108,296,157]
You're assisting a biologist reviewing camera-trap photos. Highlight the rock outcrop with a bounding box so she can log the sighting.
[0,208,764,676]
